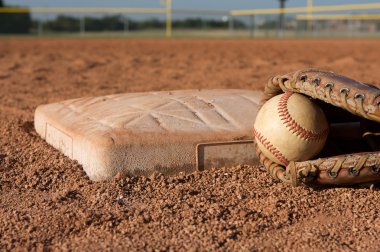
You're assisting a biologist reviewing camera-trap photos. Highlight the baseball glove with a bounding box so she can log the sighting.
[256,69,380,186]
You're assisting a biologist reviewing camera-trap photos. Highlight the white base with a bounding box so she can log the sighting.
[34,89,262,180]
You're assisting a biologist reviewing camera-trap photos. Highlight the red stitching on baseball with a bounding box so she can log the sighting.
[278,92,328,142]
[253,128,289,166]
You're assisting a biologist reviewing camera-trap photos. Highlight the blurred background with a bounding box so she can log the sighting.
[1,0,380,38]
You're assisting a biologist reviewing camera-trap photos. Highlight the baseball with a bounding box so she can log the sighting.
[253,92,329,166]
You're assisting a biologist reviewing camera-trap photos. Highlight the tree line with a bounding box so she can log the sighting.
[36,15,246,32]
[0,0,31,33]
[0,1,248,35]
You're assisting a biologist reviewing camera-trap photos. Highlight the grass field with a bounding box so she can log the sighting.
[2,29,380,39]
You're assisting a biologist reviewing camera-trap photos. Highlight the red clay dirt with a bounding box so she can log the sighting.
[1,38,380,251]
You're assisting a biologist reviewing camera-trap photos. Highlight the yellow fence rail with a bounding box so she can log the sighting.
[1,3,380,37]
[2,3,379,15]
[297,14,380,21]
[0,7,227,15]
[230,3,380,16]
[0,7,167,14]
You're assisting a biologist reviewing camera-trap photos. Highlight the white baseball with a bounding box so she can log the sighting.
[253,92,329,166]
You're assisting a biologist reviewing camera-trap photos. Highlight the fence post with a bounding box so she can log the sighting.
[166,0,172,37]
[249,14,254,38]
[80,16,85,36]
[38,19,43,36]
[313,19,318,37]
[124,16,129,34]
[229,15,234,35]
[278,0,286,37]
[307,0,314,33]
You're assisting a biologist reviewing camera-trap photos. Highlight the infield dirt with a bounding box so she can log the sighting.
[1,38,380,251]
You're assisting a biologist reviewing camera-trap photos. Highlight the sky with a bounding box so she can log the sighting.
[4,0,380,20]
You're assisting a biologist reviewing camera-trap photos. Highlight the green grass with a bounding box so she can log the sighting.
[1,29,380,39]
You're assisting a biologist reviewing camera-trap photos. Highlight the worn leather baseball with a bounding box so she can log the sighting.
[253,92,329,166]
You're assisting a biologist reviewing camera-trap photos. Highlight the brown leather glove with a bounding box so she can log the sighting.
[256,69,380,186]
